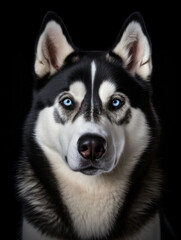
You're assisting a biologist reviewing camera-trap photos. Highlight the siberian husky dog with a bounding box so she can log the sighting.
[18,12,163,240]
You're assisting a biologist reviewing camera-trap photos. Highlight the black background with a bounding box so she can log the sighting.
[5,2,180,239]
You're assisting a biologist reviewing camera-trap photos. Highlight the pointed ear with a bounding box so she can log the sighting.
[35,12,76,78]
[111,12,152,81]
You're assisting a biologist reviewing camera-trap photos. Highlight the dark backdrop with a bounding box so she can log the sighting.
[5,2,180,239]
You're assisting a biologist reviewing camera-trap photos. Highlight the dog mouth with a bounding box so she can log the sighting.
[65,154,115,176]
[73,164,104,175]
[80,166,100,175]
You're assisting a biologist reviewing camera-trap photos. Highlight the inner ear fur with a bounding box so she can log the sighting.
[111,12,152,81]
[34,12,75,78]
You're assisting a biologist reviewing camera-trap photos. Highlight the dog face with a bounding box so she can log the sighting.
[34,12,152,176]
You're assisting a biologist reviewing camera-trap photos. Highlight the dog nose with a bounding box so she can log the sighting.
[78,134,106,160]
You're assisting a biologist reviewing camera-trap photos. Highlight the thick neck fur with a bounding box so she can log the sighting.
[18,138,161,240]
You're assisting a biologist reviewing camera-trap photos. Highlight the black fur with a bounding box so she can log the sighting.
[18,12,163,240]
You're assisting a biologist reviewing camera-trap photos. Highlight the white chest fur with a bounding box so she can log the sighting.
[46,147,130,239]
[59,172,125,238]
[56,171,161,240]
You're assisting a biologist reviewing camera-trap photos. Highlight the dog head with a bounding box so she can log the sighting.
[33,12,153,176]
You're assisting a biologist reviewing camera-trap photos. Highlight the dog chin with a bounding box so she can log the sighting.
[70,164,114,176]
[69,166,104,176]
[80,167,104,176]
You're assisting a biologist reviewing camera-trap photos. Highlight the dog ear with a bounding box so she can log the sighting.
[35,12,76,78]
[110,12,152,81]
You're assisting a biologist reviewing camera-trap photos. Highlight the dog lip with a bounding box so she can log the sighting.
[80,167,101,176]
[81,166,98,171]
[73,164,103,174]
[66,157,101,172]
[74,165,99,171]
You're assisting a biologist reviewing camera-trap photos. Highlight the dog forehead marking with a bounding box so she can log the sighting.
[91,61,96,118]
[91,61,96,89]
[99,81,116,103]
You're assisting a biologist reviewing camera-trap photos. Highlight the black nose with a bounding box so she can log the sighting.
[78,134,106,160]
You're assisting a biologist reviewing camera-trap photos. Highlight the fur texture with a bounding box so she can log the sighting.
[18,11,162,240]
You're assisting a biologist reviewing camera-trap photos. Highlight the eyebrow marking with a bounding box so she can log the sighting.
[98,81,116,103]
[69,81,86,102]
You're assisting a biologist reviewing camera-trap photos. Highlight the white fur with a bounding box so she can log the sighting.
[35,100,150,238]
[69,81,86,102]
[113,21,152,80]
[91,61,96,118]
[35,20,73,77]
[98,80,116,103]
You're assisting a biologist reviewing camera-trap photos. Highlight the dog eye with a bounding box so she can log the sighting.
[61,98,74,109]
[112,99,120,107]
[110,97,125,110]
[63,98,72,106]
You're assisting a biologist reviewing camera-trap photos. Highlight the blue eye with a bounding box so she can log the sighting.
[110,97,125,110]
[63,98,73,107]
[112,99,121,107]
